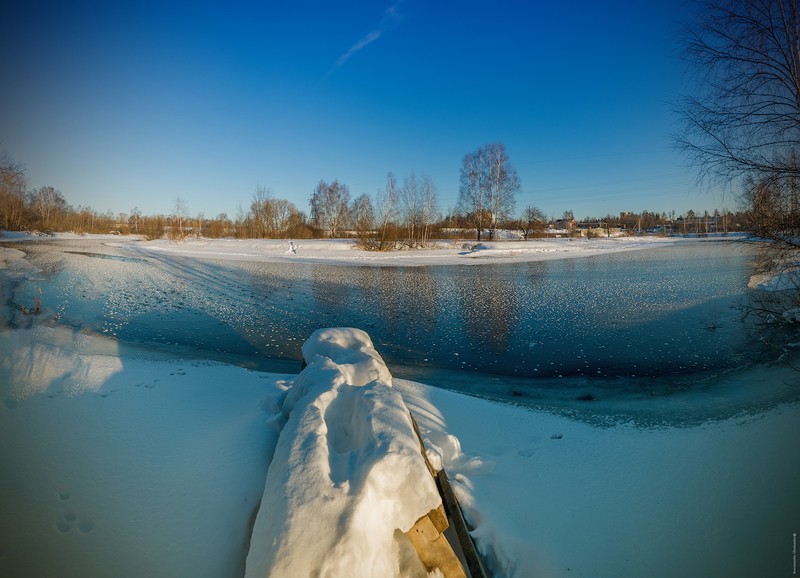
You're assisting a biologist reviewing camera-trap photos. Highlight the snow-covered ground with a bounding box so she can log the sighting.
[1,234,798,577]
[127,235,679,267]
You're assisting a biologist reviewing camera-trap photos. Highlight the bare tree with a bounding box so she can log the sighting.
[194,212,204,239]
[204,213,231,238]
[375,172,400,249]
[458,147,487,240]
[458,142,520,240]
[419,173,439,246]
[250,185,273,238]
[399,171,438,247]
[31,186,66,229]
[309,179,350,238]
[677,0,800,328]
[142,214,166,240]
[173,196,189,239]
[270,198,296,237]
[233,203,250,238]
[0,153,26,230]
[517,205,547,239]
[678,0,800,185]
[128,206,142,235]
[485,142,519,237]
[400,171,420,246]
[351,193,375,240]
[677,0,800,234]
[357,172,400,250]
[285,208,313,239]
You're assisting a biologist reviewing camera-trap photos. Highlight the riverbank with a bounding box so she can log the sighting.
[132,235,683,267]
[1,231,682,266]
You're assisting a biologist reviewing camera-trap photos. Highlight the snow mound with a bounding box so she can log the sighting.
[300,327,393,387]
[749,267,800,291]
[245,327,443,578]
[1,325,123,398]
[0,246,27,269]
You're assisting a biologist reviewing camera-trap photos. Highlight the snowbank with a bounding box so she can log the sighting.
[0,246,27,269]
[245,328,443,577]
[125,236,677,267]
[749,267,800,291]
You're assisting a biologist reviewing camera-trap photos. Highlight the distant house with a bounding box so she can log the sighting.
[553,217,577,232]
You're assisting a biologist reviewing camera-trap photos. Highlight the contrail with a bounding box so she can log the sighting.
[325,1,405,78]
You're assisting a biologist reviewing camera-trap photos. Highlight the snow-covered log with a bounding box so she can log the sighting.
[245,328,448,577]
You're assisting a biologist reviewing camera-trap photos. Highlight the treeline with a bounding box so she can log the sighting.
[0,148,480,245]
[588,208,751,234]
[1,150,750,245]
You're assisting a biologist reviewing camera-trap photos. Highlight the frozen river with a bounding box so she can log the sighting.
[2,237,793,419]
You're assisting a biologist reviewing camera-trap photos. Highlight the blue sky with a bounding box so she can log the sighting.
[1,0,725,220]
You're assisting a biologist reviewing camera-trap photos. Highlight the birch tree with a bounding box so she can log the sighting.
[458,147,487,240]
[485,142,519,237]
[419,172,439,246]
[376,172,400,248]
[458,142,520,240]
[309,179,350,237]
[398,171,439,247]
[351,193,375,238]
[31,186,66,229]
[401,171,420,245]
[128,206,142,235]
[173,196,188,239]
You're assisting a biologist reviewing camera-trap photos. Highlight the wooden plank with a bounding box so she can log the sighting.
[408,411,487,578]
[429,503,449,534]
[409,410,438,478]
[405,511,467,578]
[436,469,487,578]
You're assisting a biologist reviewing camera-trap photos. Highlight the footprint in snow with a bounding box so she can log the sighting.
[54,491,94,534]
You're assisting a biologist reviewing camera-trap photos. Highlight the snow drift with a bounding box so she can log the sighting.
[244,328,444,578]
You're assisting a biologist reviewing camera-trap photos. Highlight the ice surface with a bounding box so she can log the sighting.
[4,237,769,407]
